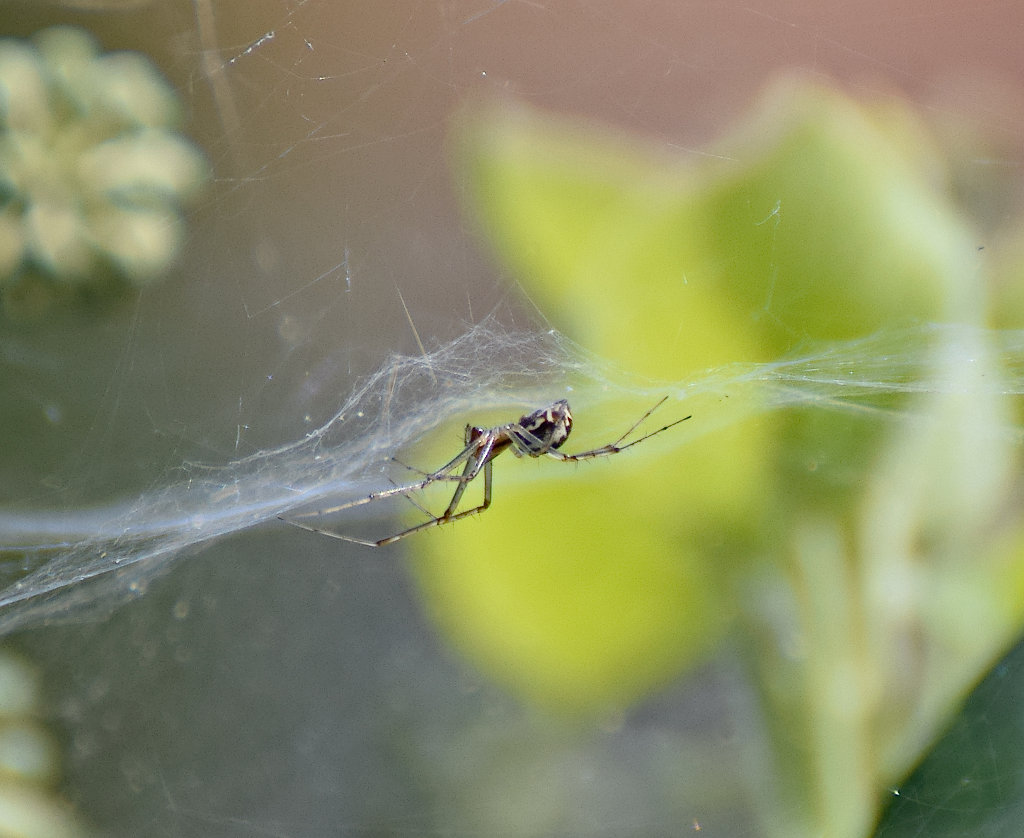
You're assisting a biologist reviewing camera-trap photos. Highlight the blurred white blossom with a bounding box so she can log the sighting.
[0,652,95,837]
[0,25,207,310]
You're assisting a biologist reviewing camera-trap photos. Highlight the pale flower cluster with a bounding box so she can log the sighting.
[0,26,207,308]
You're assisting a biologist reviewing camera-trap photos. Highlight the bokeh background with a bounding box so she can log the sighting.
[1,2,1024,836]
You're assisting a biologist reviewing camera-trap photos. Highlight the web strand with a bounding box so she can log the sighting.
[0,321,1022,634]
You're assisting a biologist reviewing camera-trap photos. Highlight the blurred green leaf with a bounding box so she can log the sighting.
[875,636,1024,837]
[410,78,1024,837]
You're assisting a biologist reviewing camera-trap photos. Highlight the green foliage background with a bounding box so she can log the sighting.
[405,78,1024,837]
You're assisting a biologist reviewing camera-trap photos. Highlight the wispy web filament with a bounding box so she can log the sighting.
[0,320,1020,634]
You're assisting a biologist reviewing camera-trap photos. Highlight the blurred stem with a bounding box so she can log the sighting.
[791,519,877,838]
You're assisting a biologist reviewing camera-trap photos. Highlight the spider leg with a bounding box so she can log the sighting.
[372,457,494,546]
[281,436,484,525]
[437,431,500,515]
[611,396,670,447]
[395,485,436,519]
[611,412,691,451]
[307,456,495,547]
[506,425,554,457]
[389,426,503,485]
[281,479,430,523]
[417,435,490,483]
[281,432,501,545]
[389,457,433,479]
[549,400,690,462]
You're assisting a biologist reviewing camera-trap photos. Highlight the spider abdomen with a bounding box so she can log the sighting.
[513,399,573,454]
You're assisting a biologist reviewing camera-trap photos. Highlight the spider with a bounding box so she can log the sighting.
[280,397,689,547]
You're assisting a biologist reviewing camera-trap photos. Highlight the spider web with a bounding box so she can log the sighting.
[2,2,1024,837]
